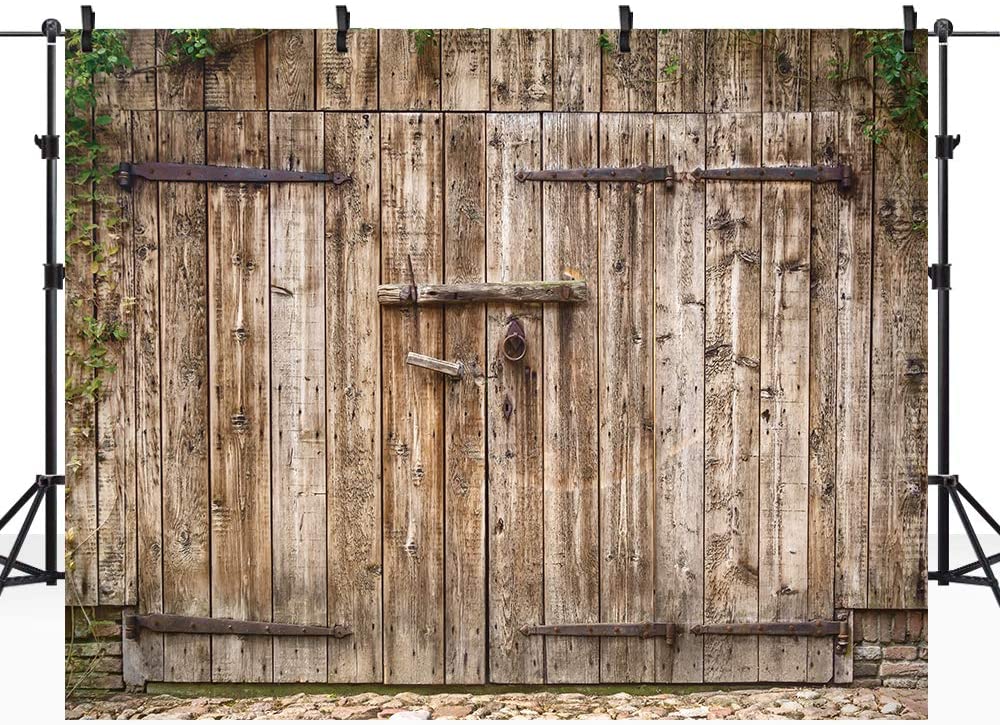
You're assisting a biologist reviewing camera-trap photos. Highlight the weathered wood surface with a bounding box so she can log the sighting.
[442,113,487,684]
[869,106,929,606]
[653,112,705,683]
[269,111,327,682]
[541,112,600,684]
[158,111,211,683]
[317,29,378,110]
[207,111,272,682]
[73,28,928,687]
[758,112,811,682]
[486,113,544,684]
[131,110,163,683]
[381,113,445,683]
[325,112,382,683]
[268,31,315,110]
[380,30,441,111]
[806,111,839,683]
[378,280,588,305]
[598,112,655,683]
[442,31,490,111]
[703,112,761,683]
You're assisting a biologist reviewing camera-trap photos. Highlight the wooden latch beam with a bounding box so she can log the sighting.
[124,613,352,640]
[379,280,589,306]
[405,352,464,379]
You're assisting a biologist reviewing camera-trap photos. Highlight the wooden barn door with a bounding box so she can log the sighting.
[374,107,862,686]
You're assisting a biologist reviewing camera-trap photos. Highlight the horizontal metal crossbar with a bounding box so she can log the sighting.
[515,165,673,184]
[125,613,352,640]
[116,162,352,189]
[692,164,853,190]
[519,621,677,641]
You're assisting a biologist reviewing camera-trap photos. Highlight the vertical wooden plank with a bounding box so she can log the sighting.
[205,30,267,110]
[316,29,378,111]
[541,112,600,684]
[379,30,442,111]
[381,112,445,683]
[95,29,156,111]
[131,110,163,683]
[814,31,875,610]
[93,108,137,606]
[703,112,760,683]
[835,110,874,609]
[598,113,655,683]
[763,30,810,111]
[869,89,929,608]
[653,113,706,684]
[268,30,316,110]
[806,111,839,683]
[441,30,490,111]
[759,112,811,683]
[552,30,601,112]
[486,113,544,684]
[810,30,873,112]
[269,112,327,682]
[155,30,205,110]
[443,113,487,684]
[326,112,382,683]
[490,30,553,111]
[159,111,212,683]
[657,30,706,113]
[207,111,272,682]
[601,29,657,112]
[705,30,763,113]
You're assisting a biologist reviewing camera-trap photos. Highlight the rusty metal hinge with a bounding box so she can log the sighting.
[691,619,850,652]
[515,165,674,185]
[115,162,352,189]
[124,613,352,640]
[692,165,853,190]
[520,621,677,644]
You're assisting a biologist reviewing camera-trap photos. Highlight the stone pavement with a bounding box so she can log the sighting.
[66,686,927,720]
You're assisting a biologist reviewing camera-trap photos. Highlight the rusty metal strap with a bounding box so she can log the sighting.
[116,162,352,189]
[692,165,852,190]
[124,613,352,640]
[691,619,850,651]
[520,621,677,642]
[515,165,674,185]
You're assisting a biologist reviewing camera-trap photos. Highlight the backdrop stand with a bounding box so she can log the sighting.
[907,7,1000,607]
[0,14,82,597]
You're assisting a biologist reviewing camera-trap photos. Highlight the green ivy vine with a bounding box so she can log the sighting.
[64,28,133,409]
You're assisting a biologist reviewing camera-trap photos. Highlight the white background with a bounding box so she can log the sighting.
[1,0,998,721]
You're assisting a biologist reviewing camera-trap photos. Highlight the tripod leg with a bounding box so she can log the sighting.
[950,488,1000,608]
[0,486,45,595]
[956,483,1000,537]
[0,484,39,532]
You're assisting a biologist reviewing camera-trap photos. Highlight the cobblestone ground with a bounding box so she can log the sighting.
[66,686,927,720]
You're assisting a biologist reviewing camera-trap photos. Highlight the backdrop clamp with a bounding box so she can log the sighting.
[336,5,350,52]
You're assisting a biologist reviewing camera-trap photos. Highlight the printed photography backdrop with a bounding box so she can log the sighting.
[63,27,928,688]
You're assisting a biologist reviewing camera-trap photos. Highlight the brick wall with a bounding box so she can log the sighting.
[852,609,928,688]
[66,606,125,693]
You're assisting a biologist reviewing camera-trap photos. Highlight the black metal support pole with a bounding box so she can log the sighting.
[936,27,951,584]
[43,21,58,584]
